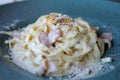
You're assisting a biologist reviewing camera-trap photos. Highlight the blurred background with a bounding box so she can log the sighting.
[0,0,24,5]
[0,0,120,6]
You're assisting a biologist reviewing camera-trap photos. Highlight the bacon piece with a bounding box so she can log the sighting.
[100,33,113,48]
[39,32,50,47]
[69,64,91,76]
[39,30,62,47]
[48,30,62,43]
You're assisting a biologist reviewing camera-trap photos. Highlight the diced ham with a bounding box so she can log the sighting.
[39,30,62,47]
[100,33,113,48]
[48,30,62,43]
[39,32,50,47]
[69,64,91,76]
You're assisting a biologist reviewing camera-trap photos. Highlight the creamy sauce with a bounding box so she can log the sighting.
[0,13,113,78]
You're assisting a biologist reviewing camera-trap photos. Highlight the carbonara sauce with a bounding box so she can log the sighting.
[1,13,113,78]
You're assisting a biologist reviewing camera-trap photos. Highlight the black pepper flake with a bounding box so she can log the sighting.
[42,55,46,59]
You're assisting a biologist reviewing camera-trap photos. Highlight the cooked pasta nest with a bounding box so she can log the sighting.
[1,13,105,76]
